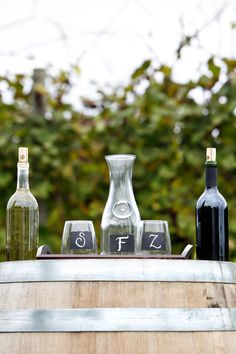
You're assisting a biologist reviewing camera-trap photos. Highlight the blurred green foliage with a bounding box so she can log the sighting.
[1,56,236,259]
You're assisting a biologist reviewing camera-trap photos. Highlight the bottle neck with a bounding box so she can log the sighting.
[205,164,217,189]
[17,163,30,190]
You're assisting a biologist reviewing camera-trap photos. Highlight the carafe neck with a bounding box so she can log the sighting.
[106,156,134,197]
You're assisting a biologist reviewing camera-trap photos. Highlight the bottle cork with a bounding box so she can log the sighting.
[206,147,216,162]
[18,147,28,163]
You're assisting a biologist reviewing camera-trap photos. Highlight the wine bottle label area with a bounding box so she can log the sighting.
[5,148,229,261]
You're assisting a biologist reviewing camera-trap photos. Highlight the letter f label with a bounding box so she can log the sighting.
[116,235,129,252]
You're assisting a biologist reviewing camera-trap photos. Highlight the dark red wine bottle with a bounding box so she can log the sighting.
[196,148,228,261]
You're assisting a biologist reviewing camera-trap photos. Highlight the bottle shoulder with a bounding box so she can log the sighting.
[7,190,38,209]
[196,188,227,209]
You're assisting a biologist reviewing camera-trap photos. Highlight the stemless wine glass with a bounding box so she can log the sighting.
[138,220,171,255]
[61,220,97,254]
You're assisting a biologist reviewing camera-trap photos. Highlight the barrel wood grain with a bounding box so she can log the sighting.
[0,281,235,309]
[0,260,236,354]
[0,332,236,354]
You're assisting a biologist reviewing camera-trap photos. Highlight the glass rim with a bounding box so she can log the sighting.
[64,220,94,224]
[105,154,136,161]
[141,220,169,224]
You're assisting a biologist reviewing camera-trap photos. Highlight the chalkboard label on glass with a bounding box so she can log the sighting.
[69,231,94,250]
[141,232,166,251]
[110,234,134,253]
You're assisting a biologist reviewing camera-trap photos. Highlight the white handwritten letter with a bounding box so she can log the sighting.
[149,234,161,249]
[75,232,86,248]
[116,235,129,251]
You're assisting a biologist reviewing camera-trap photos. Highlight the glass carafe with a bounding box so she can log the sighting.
[101,154,141,255]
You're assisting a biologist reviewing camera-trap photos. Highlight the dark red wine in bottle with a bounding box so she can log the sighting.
[196,148,228,261]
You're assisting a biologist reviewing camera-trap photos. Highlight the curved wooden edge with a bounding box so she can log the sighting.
[181,244,194,259]
[36,245,52,256]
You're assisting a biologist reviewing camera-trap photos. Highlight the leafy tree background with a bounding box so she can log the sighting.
[0,55,236,260]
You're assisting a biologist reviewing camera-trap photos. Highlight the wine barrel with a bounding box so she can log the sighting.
[0,259,235,354]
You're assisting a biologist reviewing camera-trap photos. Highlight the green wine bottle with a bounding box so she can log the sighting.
[6,147,39,260]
